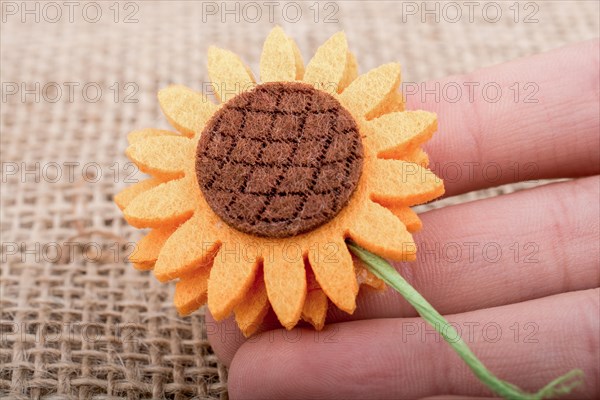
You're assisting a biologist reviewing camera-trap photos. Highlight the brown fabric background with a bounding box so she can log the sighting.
[1,1,598,398]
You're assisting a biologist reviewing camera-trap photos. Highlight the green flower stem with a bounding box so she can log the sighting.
[347,242,584,400]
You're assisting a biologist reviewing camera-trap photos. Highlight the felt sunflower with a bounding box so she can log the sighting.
[115,27,444,336]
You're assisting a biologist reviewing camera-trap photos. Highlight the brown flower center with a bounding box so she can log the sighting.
[196,82,363,238]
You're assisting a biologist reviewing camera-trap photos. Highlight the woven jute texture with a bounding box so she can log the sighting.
[1,1,598,399]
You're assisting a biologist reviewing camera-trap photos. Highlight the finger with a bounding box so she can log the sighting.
[207,308,285,366]
[209,176,599,365]
[330,176,600,322]
[406,39,599,197]
[228,289,599,399]
[206,313,245,365]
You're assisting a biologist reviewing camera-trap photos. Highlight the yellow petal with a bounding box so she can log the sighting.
[174,267,211,316]
[129,226,178,265]
[260,26,298,83]
[263,246,306,329]
[384,203,423,233]
[208,46,255,102]
[289,36,305,80]
[123,178,196,228]
[127,128,178,145]
[348,200,416,261]
[234,272,269,337]
[126,136,192,180]
[365,111,437,159]
[339,63,401,119]
[114,178,163,210]
[154,211,219,282]
[369,89,405,118]
[301,289,328,330]
[207,244,260,321]
[307,238,357,314]
[339,51,358,92]
[368,159,444,206]
[303,32,349,93]
[158,85,218,137]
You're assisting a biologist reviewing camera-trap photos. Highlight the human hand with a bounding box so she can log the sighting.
[207,39,600,399]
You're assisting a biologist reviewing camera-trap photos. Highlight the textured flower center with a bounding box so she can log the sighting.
[196,82,364,238]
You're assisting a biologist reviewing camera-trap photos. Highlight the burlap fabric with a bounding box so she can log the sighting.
[1,1,598,398]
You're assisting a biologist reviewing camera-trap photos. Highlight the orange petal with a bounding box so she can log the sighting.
[126,136,192,180]
[123,178,196,228]
[305,261,322,291]
[260,26,298,83]
[153,211,219,282]
[348,200,416,261]
[339,63,401,120]
[384,204,423,233]
[127,128,178,145]
[114,178,163,210]
[132,261,155,271]
[352,254,386,291]
[301,289,328,330]
[403,147,429,168]
[208,46,255,102]
[307,238,357,314]
[129,226,178,265]
[234,272,269,337]
[263,246,306,329]
[174,267,211,316]
[303,32,349,93]
[368,159,444,206]
[365,111,437,159]
[207,244,260,321]
[158,85,218,137]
